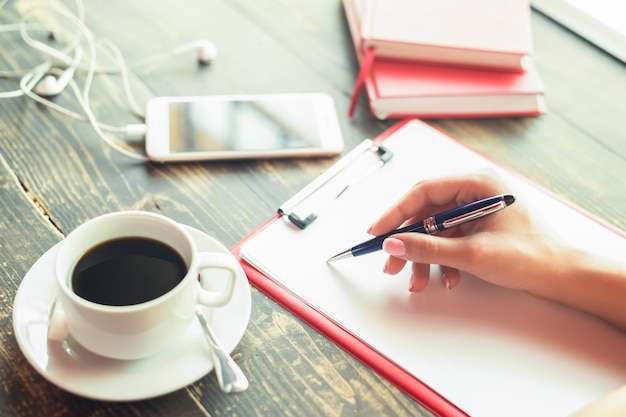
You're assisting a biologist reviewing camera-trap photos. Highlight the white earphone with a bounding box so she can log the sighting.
[1,0,218,160]
[127,39,217,71]
[27,28,222,98]
[33,47,83,96]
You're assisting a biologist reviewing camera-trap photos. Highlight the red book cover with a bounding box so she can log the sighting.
[364,59,546,119]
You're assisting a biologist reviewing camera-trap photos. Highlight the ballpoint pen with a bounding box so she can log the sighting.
[327,194,515,262]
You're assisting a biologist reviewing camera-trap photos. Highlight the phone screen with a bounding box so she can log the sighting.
[167,97,323,153]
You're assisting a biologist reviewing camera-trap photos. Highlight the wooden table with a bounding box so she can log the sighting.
[0,1,624,416]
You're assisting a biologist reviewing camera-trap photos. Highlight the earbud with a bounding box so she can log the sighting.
[196,40,218,65]
[34,74,63,96]
[33,66,77,96]
[34,47,82,96]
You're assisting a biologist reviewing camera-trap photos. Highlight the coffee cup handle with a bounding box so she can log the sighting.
[195,252,238,307]
[47,299,70,342]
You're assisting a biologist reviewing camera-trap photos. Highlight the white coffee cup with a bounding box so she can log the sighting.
[48,211,238,360]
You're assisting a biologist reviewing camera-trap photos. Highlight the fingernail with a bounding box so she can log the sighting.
[383,238,406,257]
[409,274,417,292]
[443,272,451,290]
[382,258,390,275]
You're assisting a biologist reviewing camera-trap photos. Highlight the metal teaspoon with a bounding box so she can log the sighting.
[195,309,249,394]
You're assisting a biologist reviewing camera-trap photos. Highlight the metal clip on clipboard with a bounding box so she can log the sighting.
[278,139,393,229]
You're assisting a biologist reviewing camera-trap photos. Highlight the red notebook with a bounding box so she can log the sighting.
[363,57,546,119]
[343,0,545,119]
[232,119,626,417]
[347,0,533,71]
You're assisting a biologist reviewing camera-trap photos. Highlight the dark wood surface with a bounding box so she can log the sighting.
[0,1,624,416]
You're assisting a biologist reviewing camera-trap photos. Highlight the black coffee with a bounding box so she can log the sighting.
[71,237,187,306]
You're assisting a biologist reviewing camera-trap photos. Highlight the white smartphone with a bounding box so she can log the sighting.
[145,93,344,162]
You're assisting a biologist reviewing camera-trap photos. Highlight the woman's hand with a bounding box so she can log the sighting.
[370,172,626,414]
[368,172,559,293]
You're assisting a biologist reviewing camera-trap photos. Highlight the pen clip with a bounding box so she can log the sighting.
[442,199,507,229]
[278,140,393,230]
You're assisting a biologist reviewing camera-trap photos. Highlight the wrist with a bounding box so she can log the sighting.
[529,242,626,331]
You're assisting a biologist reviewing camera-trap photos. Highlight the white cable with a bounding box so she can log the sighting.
[76,79,147,161]
[11,9,137,133]
[46,10,147,161]
[0,2,81,97]
[0,24,57,83]
[18,70,147,160]
[85,39,217,74]
[2,24,144,118]
[15,7,147,161]
[21,0,145,120]
[0,0,215,161]
[19,6,82,62]
[18,65,130,134]
[97,38,145,118]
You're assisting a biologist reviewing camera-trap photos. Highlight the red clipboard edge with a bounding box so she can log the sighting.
[230,226,466,417]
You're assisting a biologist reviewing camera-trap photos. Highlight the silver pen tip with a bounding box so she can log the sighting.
[327,249,353,262]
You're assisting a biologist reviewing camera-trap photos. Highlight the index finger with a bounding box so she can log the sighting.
[368,172,506,236]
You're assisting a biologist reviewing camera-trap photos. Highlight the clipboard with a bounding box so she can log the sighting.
[231,119,626,417]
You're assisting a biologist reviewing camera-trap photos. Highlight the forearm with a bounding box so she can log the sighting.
[528,245,626,332]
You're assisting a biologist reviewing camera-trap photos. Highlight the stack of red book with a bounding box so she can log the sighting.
[343,0,546,119]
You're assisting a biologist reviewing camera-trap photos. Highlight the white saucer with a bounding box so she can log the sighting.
[12,225,251,401]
